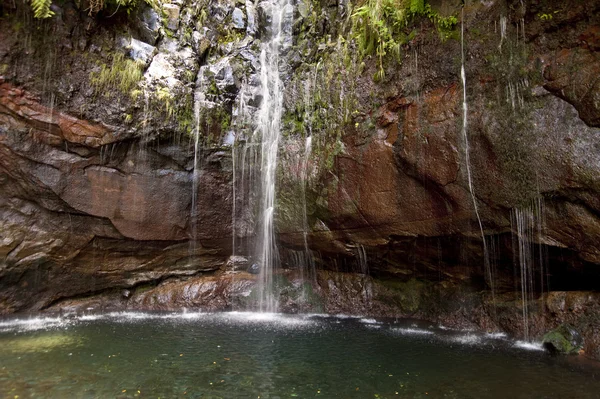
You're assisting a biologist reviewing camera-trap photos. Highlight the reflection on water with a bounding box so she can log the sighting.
[0,312,598,398]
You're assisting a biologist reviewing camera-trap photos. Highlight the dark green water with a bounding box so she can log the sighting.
[0,312,598,398]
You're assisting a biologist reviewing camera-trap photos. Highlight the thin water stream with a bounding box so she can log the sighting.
[460,10,494,306]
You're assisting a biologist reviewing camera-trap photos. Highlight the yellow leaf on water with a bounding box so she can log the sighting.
[122,390,126,393]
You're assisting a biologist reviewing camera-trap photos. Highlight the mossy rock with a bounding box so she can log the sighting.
[542,324,583,355]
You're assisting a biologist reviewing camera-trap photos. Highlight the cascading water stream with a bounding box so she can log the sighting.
[298,66,318,290]
[253,0,293,312]
[300,135,315,280]
[512,198,547,341]
[460,10,495,310]
[190,101,202,257]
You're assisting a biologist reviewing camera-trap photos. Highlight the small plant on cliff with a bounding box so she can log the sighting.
[31,0,145,18]
[31,0,54,18]
[351,0,457,80]
[91,52,144,95]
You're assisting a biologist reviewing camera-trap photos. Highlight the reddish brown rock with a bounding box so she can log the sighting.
[543,48,600,127]
[0,80,119,147]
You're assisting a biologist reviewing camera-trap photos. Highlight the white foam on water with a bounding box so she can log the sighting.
[393,328,434,336]
[215,312,316,327]
[333,314,359,320]
[514,341,544,351]
[452,334,482,345]
[79,314,106,321]
[486,332,508,339]
[299,313,328,321]
[178,312,206,320]
[359,318,381,325]
[106,311,163,320]
[0,317,71,332]
[105,311,211,322]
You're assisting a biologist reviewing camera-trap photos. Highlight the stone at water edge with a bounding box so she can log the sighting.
[542,324,584,355]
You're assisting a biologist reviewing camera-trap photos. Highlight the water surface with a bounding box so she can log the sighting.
[0,312,598,398]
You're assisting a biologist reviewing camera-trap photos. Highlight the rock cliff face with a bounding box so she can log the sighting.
[1,0,599,357]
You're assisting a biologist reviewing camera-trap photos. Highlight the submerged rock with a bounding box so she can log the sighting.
[543,324,584,355]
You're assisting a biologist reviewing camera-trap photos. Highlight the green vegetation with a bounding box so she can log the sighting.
[542,324,583,355]
[193,105,231,144]
[537,11,559,21]
[90,52,144,94]
[31,0,146,18]
[351,0,457,80]
[31,0,54,19]
[484,36,544,205]
[376,278,428,313]
[156,86,175,118]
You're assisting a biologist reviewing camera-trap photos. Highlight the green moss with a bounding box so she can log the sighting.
[376,278,428,313]
[351,0,457,79]
[32,0,146,19]
[542,324,583,355]
[192,104,232,144]
[483,37,544,206]
[156,86,175,117]
[90,53,144,95]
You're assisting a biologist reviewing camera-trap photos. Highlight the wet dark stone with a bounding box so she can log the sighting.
[247,263,261,274]
[543,324,584,355]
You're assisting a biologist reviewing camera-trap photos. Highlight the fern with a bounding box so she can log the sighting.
[351,0,457,80]
[31,0,54,18]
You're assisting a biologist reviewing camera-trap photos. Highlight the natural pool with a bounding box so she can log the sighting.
[0,312,598,398]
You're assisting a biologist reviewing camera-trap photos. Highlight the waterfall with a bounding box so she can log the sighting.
[498,15,507,51]
[357,244,368,275]
[299,69,317,289]
[512,198,547,341]
[299,135,316,286]
[460,10,494,302]
[252,0,293,312]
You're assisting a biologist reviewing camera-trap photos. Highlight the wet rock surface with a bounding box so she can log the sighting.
[543,324,584,355]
